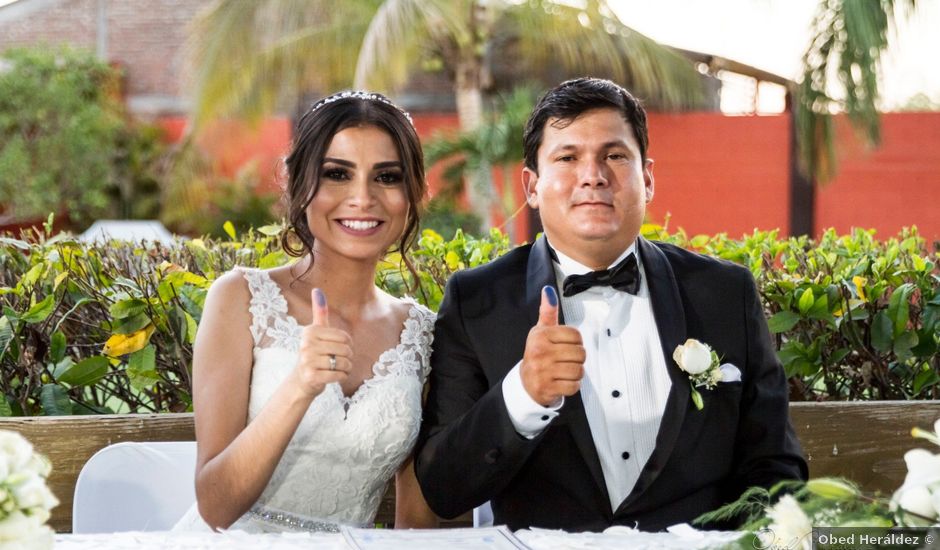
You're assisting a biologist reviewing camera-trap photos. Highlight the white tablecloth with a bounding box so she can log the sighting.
[54,525,744,549]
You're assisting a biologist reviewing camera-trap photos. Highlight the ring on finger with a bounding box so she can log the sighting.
[328,354,337,371]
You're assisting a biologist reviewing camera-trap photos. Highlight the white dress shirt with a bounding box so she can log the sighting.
[502,240,672,510]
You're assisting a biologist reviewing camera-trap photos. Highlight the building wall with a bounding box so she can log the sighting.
[0,0,210,115]
[157,111,940,243]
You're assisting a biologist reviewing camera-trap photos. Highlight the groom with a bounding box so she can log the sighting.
[414,77,807,532]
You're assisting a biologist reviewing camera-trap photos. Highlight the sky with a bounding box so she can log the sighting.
[610,0,940,112]
[2,0,937,111]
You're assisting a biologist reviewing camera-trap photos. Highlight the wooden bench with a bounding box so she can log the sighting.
[3,401,939,533]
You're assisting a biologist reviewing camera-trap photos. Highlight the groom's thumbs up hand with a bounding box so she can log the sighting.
[296,288,353,398]
[521,286,586,407]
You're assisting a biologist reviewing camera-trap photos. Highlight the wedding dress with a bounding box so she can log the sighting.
[172,267,434,532]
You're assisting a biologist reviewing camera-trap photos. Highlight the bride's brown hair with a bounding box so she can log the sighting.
[281,92,426,279]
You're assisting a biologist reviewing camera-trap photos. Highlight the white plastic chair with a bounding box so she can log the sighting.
[72,441,197,533]
[474,501,494,527]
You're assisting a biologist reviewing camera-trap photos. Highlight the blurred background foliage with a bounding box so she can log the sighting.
[0,46,164,226]
[0,223,936,416]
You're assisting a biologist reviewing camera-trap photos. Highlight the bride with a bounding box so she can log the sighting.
[174,91,437,532]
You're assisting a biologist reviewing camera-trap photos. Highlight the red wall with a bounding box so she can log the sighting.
[646,113,791,237]
[817,113,940,242]
[156,111,940,243]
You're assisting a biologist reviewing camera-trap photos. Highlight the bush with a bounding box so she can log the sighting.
[0,223,509,415]
[652,225,940,400]
[0,224,936,415]
[0,46,165,228]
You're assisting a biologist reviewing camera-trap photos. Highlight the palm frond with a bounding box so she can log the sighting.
[186,0,380,129]
[505,0,704,109]
[355,0,472,92]
[797,0,916,182]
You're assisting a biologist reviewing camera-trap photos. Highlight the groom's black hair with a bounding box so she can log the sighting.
[522,77,649,172]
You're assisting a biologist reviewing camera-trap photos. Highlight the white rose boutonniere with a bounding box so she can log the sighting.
[673,338,722,410]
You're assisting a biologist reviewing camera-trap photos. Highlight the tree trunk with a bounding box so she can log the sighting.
[454,60,493,229]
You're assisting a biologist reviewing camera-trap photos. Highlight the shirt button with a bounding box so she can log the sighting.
[622,451,631,460]
[606,328,612,337]
[485,449,502,464]
[541,415,550,421]
[611,390,621,398]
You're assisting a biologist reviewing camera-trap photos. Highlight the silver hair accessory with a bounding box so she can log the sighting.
[309,90,414,128]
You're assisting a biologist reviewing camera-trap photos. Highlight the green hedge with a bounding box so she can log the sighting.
[0,224,936,415]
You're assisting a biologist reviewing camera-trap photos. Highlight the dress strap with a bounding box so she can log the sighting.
[233,267,290,348]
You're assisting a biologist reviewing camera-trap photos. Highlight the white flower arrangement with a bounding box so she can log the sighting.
[890,418,940,526]
[0,431,58,550]
[698,418,940,546]
[672,338,722,410]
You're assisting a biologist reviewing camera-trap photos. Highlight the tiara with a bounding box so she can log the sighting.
[308,90,414,128]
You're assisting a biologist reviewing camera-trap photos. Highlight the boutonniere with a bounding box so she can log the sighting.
[673,338,722,410]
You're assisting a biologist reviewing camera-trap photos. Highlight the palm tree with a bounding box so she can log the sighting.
[797,0,917,183]
[424,87,535,242]
[791,0,917,235]
[186,0,705,225]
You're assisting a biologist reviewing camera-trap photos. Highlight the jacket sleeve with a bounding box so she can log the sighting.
[414,273,544,519]
[731,269,809,494]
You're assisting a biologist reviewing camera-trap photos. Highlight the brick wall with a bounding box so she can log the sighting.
[0,0,210,115]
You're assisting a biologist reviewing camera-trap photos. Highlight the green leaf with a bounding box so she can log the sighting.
[893,331,918,360]
[798,288,814,315]
[127,345,159,390]
[0,397,11,417]
[52,357,75,379]
[808,294,830,320]
[111,312,152,334]
[887,283,915,337]
[913,366,940,395]
[0,316,12,356]
[57,355,109,386]
[0,237,30,250]
[49,331,66,363]
[184,311,198,345]
[18,263,45,289]
[109,298,148,320]
[690,386,703,410]
[768,311,800,333]
[829,348,852,365]
[40,384,73,415]
[911,329,938,358]
[258,251,287,269]
[871,311,893,352]
[256,224,282,236]
[21,295,55,324]
[223,220,236,239]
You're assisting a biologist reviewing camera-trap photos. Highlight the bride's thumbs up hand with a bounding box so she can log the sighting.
[295,288,353,398]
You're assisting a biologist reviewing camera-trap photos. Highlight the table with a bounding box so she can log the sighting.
[54,525,744,549]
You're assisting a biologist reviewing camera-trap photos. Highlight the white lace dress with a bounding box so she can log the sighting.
[173,268,434,533]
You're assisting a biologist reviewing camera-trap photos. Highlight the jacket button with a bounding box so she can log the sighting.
[484,449,501,464]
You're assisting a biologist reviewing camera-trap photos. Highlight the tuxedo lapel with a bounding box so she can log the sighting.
[525,238,610,509]
[617,237,689,515]
[525,237,563,325]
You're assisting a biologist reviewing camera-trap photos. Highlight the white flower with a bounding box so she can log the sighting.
[673,339,713,375]
[891,485,938,527]
[11,477,58,512]
[0,433,33,477]
[0,510,44,542]
[0,431,56,547]
[765,495,813,550]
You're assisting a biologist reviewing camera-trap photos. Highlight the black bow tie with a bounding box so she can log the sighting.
[562,253,640,297]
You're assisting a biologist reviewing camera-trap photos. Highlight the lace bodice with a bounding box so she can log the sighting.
[174,267,434,532]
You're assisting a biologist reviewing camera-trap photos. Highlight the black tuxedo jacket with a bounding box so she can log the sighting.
[414,237,807,532]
